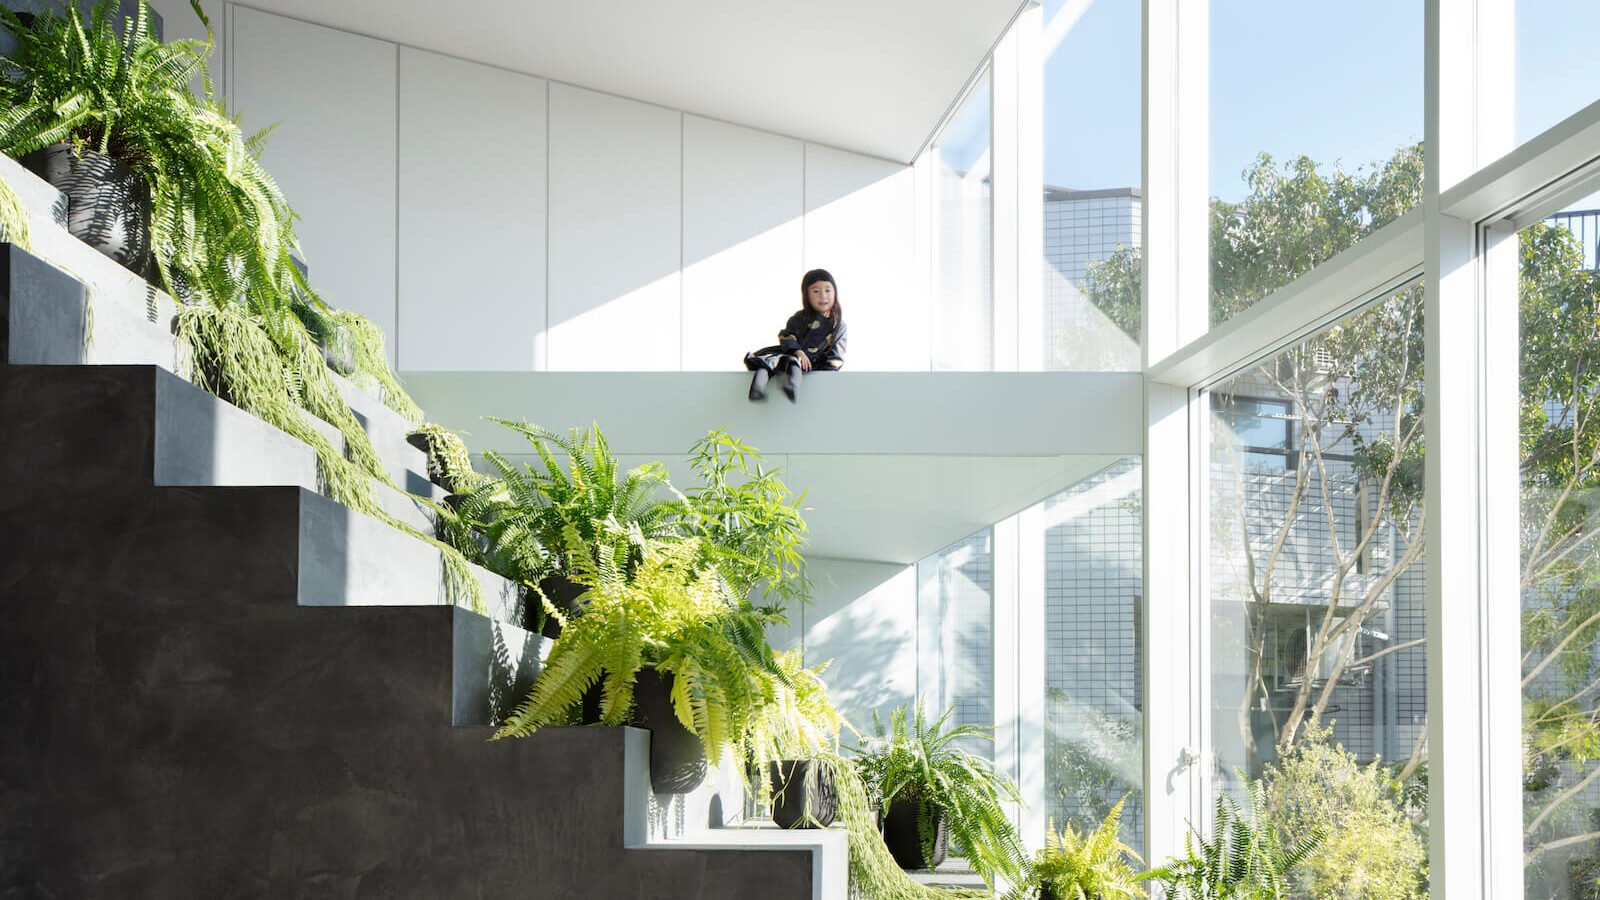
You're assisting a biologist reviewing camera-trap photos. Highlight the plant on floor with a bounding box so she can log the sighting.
[1140,774,1323,900]
[0,172,31,250]
[854,699,1027,887]
[1260,720,1425,899]
[492,536,782,760]
[1007,797,1143,900]
[682,428,810,611]
[0,0,310,315]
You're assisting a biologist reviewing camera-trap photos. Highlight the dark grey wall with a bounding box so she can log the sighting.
[0,342,812,895]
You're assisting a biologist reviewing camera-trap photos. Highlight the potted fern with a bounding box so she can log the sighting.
[492,537,791,794]
[1009,797,1143,900]
[1139,774,1324,900]
[0,0,309,316]
[751,659,845,829]
[854,699,1026,886]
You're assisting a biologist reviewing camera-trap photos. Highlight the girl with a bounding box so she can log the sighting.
[745,269,848,402]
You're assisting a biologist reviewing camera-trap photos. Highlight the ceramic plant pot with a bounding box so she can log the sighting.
[768,759,838,829]
[21,143,150,273]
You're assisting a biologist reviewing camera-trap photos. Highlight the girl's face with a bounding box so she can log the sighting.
[807,280,836,316]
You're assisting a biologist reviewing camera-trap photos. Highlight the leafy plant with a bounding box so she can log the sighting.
[1261,721,1425,899]
[1008,796,1143,900]
[0,0,309,317]
[1141,774,1323,900]
[492,536,783,764]
[0,171,30,250]
[408,423,478,493]
[855,699,1027,887]
[333,309,423,423]
[683,428,810,610]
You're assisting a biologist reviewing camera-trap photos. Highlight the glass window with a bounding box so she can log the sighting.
[1519,196,1600,895]
[1515,0,1600,146]
[1039,459,1145,845]
[1209,0,1422,326]
[1040,0,1142,371]
[918,529,995,757]
[1208,286,1430,893]
[931,72,994,371]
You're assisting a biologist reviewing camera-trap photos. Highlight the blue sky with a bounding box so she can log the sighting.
[1041,0,1598,205]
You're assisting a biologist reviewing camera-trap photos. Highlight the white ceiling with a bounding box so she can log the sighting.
[229,0,1024,162]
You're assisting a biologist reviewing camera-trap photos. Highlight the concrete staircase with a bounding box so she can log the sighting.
[0,155,844,898]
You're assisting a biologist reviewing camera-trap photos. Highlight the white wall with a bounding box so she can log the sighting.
[398,47,546,371]
[795,559,919,733]
[213,5,921,372]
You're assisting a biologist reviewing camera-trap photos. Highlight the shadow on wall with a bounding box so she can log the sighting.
[798,559,917,734]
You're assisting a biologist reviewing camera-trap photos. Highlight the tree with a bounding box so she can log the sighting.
[1084,144,1600,873]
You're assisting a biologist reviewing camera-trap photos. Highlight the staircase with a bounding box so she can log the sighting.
[0,156,845,899]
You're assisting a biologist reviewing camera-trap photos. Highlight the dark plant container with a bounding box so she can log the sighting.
[1040,885,1060,900]
[20,142,150,273]
[768,759,838,829]
[582,667,707,795]
[882,798,947,870]
[532,573,587,639]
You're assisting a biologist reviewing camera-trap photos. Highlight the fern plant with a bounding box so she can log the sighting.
[855,699,1027,887]
[1140,775,1324,900]
[1009,797,1144,900]
[493,537,787,764]
[0,0,310,318]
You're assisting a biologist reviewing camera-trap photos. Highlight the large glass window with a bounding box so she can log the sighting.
[1209,0,1422,326]
[1515,0,1600,146]
[1040,459,1145,845]
[931,72,994,371]
[1209,286,1430,893]
[1040,0,1141,371]
[918,529,996,753]
[1519,197,1600,897]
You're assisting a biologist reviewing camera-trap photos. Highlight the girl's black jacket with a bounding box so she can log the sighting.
[745,309,847,371]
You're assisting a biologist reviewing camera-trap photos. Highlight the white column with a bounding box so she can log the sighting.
[991,27,1019,372]
[1016,502,1049,850]
[1142,0,1210,867]
[1424,1,1518,898]
[1015,6,1045,374]
[992,515,1023,839]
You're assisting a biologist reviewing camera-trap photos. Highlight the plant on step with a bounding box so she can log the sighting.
[1006,797,1143,900]
[0,172,31,250]
[744,652,847,826]
[813,750,989,900]
[449,420,682,630]
[332,309,423,424]
[493,537,784,759]
[1140,773,1324,900]
[854,699,1027,887]
[408,423,479,494]
[0,1,310,317]
[683,428,811,613]
[174,303,483,613]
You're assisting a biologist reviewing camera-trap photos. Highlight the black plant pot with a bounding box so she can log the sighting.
[1040,886,1058,900]
[20,143,150,273]
[768,759,838,829]
[882,799,947,870]
[532,573,587,639]
[582,668,707,794]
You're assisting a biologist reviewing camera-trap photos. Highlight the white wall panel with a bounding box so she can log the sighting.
[397,48,545,371]
[547,84,681,371]
[804,145,922,372]
[230,7,398,357]
[681,117,803,371]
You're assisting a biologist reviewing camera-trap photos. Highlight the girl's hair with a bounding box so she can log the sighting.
[800,268,843,329]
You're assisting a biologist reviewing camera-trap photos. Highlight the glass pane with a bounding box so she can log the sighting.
[1040,0,1142,371]
[931,72,993,371]
[1041,459,1145,845]
[1520,195,1600,896]
[918,529,995,758]
[1516,0,1600,146]
[1208,286,1430,892]
[1209,0,1422,326]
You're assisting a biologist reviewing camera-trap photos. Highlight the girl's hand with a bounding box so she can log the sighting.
[797,353,812,372]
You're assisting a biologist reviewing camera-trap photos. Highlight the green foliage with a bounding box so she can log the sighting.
[332,309,423,424]
[492,537,816,769]
[408,423,478,493]
[683,428,810,611]
[0,1,309,316]
[1262,722,1425,899]
[814,750,988,900]
[1142,775,1324,900]
[0,171,31,250]
[855,699,1027,887]
[1009,797,1144,900]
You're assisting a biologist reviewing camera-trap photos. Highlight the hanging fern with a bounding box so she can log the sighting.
[408,422,479,493]
[333,309,423,424]
[0,171,31,250]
